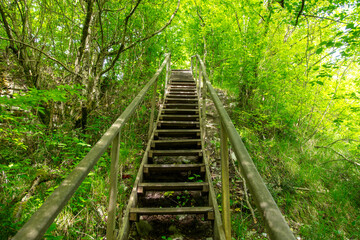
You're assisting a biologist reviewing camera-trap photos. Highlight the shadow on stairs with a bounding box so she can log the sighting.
[123,70,224,240]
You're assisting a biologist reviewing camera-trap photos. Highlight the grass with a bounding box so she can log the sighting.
[230,123,360,239]
[205,84,360,239]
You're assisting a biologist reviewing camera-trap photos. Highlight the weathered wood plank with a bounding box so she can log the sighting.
[137,182,209,192]
[143,163,205,172]
[129,207,213,217]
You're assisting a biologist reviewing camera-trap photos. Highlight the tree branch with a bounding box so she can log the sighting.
[0,36,78,76]
[0,4,16,53]
[301,14,349,24]
[315,146,360,167]
[100,0,142,75]
[295,0,305,27]
[76,0,94,63]
[102,0,180,75]
[325,138,360,147]
[121,0,181,53]
[193,0,205,27]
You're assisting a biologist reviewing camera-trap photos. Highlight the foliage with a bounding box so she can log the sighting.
[1,0,360,239]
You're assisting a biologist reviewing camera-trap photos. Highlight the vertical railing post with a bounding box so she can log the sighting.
[191,57,194,76]
[220,122,231,239]
[107,131,121,240]
[200,63,206,140]
[164,60,169,94]
[148,79,158,140]
[197,60,201,99]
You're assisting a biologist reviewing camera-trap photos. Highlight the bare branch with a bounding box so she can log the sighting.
[121,0,181,53]
[100,0,142,75]
[315,146,360,167]
[102,0,180,75]
[325,138,360,147]
[0,4,16,53]
[295,0,305,27]
[193,0,205,27]
[234,10,243,37]
[0,36,78,76]
[301,14,349,25]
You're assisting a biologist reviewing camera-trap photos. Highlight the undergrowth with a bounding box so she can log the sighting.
[230,105,360,239]
[207,85,360,240]
[0,82,160,239]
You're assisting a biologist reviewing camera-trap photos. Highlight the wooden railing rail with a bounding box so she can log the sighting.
[13,53,171,240]
[191,55,296,240]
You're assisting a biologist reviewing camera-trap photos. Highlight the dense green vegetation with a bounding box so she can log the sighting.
[1,0,359,239]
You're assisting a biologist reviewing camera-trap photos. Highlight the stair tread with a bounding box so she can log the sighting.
[162,108,199,111]
[166,97,197,100]
[150,149,202,153]
[168,91,196,93]
[155,129,200,133]
[160,114,199,118]
[158,121,199,124]
[169,84,196,89]
[170,78,195,82]
[152,139,201,144]
[130,206,213,215]
[144,163,204,169]
[167,94,198,98]
[138,182,208,191]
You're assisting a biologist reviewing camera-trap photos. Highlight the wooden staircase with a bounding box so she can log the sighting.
[127,70,223,239]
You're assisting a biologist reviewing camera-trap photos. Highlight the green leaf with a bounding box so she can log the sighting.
[315,48,323,54]
[334,42,343,48]
[346,23,355,29]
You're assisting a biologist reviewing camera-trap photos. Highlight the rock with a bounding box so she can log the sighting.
[135,220,153,237]
[178,214,186,221]
[169,233,184,240]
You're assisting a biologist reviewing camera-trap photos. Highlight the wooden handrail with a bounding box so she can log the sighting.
[191,55,296,240]
[13,53,171,240]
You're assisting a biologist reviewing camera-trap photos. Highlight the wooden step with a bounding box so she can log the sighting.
[143,163,205,173]
[165,98,198,103]
[169,85,196,91]
[129,207,214,221]
[170,79,195,83]
[170,77,195,82]
[148,149,202,158]
[169,88,197,92]
[163,104,198,109]
[166,94,198,99]
[170,83,196,87]
[168,91,197,95]
[166,93,198,99]
[151,139,201,149]
[157,120,200,129]
[137,182,209,194]
[162,109,199,115]
[155,129,200,138]
[159,114,199,121]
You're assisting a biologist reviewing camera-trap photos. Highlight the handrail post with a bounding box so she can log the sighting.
[106,131,121,240]
[220,122,231,239]
[165,54,170,94]
[197,60,201,99]
[191,57,194,74]
[200,65,206,140]
[148,78,158,140]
